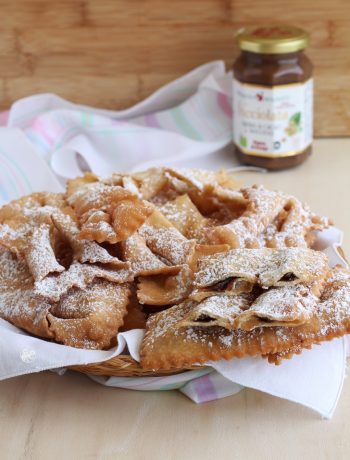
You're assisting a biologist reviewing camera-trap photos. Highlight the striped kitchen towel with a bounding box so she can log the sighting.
[3,61,233,184]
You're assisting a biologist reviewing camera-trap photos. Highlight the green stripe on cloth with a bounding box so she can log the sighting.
[170,107,203,140]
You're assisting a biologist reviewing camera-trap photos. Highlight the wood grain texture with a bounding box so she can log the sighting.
[0,0,349,136]
[1,371,350,460]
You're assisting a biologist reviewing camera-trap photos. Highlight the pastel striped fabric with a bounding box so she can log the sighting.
[0,129,63,206]
[3,61,232,187]
[0,147,33,203]
[88,370,244,404]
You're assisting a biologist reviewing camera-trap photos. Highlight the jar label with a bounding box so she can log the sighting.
[233,78,313,157]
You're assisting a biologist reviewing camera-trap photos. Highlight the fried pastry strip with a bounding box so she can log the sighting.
[188,243,231,273]
[264,344,313,365]
[0,193,72,281]
[207,185,288,248]
[140,267,350,370]
[120,288,147,331]
[0,247,53,338]
[182,283,320,331]
[129,168,168,200]
[65,172,99,197]
[0,192,65,257]
[234,284,318,330]
[0,247,131,349]
[166,168,239,193]
[111,199,153,243]
[139,223,196,266]
[190,280,254,302]
[178,293,254,328]
[48,280,130,349]
[170,171,244,217]
[51,209,129,268]
[264,197,330,249]
[194,248,328,290]
[25,224,65,281]
[266,266,350,363]
[136,243,231,306]
[34,262,133,302]
[161,169,245,223]
[120,233,180,276]
[67,180,153,243]
[137,265,193,306]
[159,194,208,239]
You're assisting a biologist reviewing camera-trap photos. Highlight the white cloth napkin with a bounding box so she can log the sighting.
[0,61,348,417]
[6,61,232,180]
[0,319,143,379]
[210,339,346,418]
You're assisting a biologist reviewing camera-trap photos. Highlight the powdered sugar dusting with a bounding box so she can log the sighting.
[214,185,288,247]
[195,248,328,288]
[142,266,350,369]
[34,262,133,301]
[51,209,128,268]
[240,284,317,325]
[0,167,344,361]
[139,224,195,265]
[25,224,65,281]
[167,168,219,191]
[0,247,51,336]
[47,280,130,349]
[184,293,253,325]
[122,233,172,275]
[159,196,200,234]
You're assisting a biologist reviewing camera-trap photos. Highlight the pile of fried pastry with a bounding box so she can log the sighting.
[0,167,349,371]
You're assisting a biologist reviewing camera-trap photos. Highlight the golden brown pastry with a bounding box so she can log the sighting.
[0,247,130,349]
[194,248,329,291]
[0,167,339,364]
[120,288,147,331]
[66,178,153,243]
[47,280,130,349]
[120,233,181,277]
[140,266,350,370]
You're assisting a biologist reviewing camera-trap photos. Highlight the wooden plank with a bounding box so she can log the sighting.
[140,0,233,25]
[85,0,233,26]
[0,0,350,136]
[0,1,82,28]
[231,0,350,21]
[0,30,17,54]
[84,0,141,26]
[31,53,148,77]
[3,75,141,110]
[0,55,32,78]
[18,27,146,54]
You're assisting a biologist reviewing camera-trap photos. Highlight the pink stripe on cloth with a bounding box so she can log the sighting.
[0,110,9,126]
[192,374,218,402]
[31,118,59,147]
[144,113,161,129]
[217,92,233,118]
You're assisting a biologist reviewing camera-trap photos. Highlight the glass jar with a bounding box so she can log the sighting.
[233,25,313,170]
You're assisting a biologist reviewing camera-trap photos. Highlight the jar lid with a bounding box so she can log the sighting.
[236,25,309,54]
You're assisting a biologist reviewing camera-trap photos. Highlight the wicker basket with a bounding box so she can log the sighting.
[70,354,201,377]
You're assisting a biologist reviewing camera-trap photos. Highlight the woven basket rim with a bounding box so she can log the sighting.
[70,354,204,377]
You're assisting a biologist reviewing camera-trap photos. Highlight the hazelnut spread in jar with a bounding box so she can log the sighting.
[233,26,313,170]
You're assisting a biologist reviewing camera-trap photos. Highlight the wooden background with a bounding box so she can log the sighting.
[1,0,349,137]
